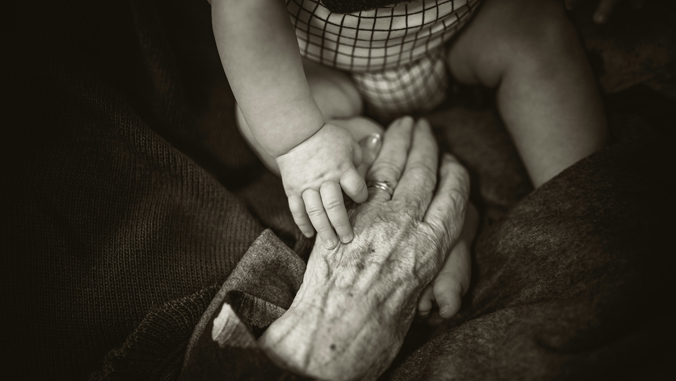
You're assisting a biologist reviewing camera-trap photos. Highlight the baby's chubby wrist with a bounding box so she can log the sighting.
[252,103,326,158]
[272,121,326,160]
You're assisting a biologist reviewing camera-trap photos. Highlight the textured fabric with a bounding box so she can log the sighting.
[3,0,310,379]
[176,107,676,381]
[3,0,676,380]
[288,0,481,118]
[384,111,676,380]
[321,0,411,14]
[179,229,309,380]
[353,51,449,119]
[90,285,222,381]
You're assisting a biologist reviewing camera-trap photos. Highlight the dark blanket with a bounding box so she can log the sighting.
[2,0,675,380]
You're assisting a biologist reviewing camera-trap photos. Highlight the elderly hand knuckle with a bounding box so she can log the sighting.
[410,162,436,180]
[400,206,420,223]
[372,161,400,179]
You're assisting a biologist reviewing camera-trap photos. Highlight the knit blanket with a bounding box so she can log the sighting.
[2,0,675,380]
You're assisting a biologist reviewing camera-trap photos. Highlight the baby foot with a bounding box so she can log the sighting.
[418,202,478,319]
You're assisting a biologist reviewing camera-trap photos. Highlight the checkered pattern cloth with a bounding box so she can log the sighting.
[288,0,481,119]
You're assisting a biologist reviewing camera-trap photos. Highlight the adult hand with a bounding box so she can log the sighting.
[258,117,471,380]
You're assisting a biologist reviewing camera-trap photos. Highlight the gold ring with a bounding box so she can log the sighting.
[367,180,395,198]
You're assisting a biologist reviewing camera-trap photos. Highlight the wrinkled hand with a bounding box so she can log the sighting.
[565,0,645,24]
[277,123,367,248]
[259,117,471,380]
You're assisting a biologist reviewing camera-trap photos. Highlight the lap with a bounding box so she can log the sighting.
[383,112,676,379]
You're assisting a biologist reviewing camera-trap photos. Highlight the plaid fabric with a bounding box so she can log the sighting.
[288,0,481,119]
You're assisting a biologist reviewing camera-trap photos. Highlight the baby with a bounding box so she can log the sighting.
[211,0,611,318]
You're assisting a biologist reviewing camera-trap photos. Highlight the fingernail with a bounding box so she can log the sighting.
[439,306,450,318]
[341,234,353,243]
[324,239,336,249]
[363,133,381,150]
[360,133,382,162]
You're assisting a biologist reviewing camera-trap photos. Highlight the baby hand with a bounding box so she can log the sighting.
[565,0,644,24]
[276,123,367,249]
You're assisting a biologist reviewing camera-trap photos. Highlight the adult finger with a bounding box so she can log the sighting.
[365,116,415,193]
[302,189,338,249]
[594,0,620,23]
[356,133,383,178]
[424,154,470,248]
[341,166,368,203]
[394,118,439,216]
[320,181,354,243]
[288,195,314,238]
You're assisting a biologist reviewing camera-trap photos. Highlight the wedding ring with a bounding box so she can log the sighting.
[367,180,395,199]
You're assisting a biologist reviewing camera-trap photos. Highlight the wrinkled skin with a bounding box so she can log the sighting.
[259,117,471,380]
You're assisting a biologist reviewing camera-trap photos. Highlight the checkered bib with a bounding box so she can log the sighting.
[288,0,481,119]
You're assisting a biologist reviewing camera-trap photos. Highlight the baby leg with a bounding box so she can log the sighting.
[446,0,607,187]
[237,59,383,174]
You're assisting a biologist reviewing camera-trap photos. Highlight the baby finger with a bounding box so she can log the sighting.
[320,181,354,243]
[303,189,339,249]
[288,195,314,238]
[340,166,368,203]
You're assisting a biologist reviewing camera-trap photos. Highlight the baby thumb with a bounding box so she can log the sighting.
[356,133,382,178]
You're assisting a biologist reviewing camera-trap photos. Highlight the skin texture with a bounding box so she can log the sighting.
[229,0,612,322]
[237,62,475,319]
[259,117,472,380]
[277,123,367,248]
[212,0,370,247]
[446,0,608,187]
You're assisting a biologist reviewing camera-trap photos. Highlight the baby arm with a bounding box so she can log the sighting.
[210,0,366,247]
[211,0,323,155]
